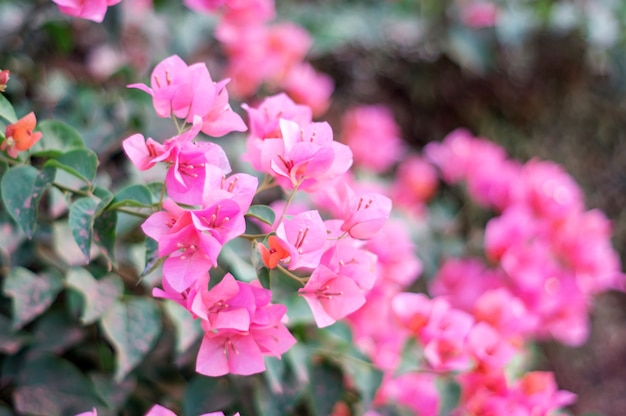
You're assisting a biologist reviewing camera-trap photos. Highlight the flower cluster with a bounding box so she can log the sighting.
[329,114,591,414]
[124,55,392,376]
[124,54,296,376]
[425,128,624,345]
[185,0,333,115]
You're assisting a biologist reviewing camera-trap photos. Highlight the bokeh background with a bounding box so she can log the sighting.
[2,0,626,414]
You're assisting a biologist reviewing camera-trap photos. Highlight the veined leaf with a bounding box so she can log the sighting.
[66,268,123,325]
[0,94,17,123]
[100,297,161,381]
[1,165,56,238]
[45,149,98,184]
[69,197,98,262]
[246,204,276,226]
[3,267,64,329]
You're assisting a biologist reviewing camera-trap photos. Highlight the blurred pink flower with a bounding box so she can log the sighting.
[460,1,499,28]
[280,62,334,117]
[340,105,404,173]
[52,0,121,22]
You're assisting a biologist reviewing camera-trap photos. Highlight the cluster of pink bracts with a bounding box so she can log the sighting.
[123,54,392,380]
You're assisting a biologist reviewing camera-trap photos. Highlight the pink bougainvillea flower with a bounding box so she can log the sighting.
[159,224,221,292]
[365,219,422,287]
[195,279,294,376]
[340,105,404,173]
[460,1,499,28]
[518,159,584,220]
[201,165,258,212]
[144,404,238,416]
[428,257,502,313]
[242,93,312,170]
[299,264,366,327]
[122,133,171,170]
[191,198,246,244]
[52,0,121,22]
[467,322,517,371]
[280,62,334,117]
[197,329,266,376]
[182,0,225,14]
[260,119,352,189]
[144,405,176,416]
[391,154,438,213]
[128,55,194,118]
[74,408,97,416]
[184,0,275,25]
[512,372,577,414]
[376,372,439,415]
[274,210,327,270]
[1,112,43,158]
[320,241,378,290]
[129,55,246,136]
[339,185,392,240]
[191,273,252,331]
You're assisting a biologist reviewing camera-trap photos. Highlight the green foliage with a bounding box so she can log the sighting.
[13,355,105,416]
[1,165,56,238]
[100,297,162,381]
[65,267,123,325]
[3,267,64,329]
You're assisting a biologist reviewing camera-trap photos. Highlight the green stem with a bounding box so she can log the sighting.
[239,232,268,241]
[255,175,277,195]
[53,181,93,198]
[274,181,301,230]
[0,153,19,166]
[276,264,308,286]
[112,207,151,219]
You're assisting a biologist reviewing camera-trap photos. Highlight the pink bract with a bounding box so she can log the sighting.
[52,0,121,22]
[299,264,366,328]
[340,105,404,173]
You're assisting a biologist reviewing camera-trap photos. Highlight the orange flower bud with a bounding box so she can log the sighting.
[1,112,43,158]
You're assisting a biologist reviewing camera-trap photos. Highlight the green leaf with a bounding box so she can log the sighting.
[30,119,85,157]
[246,204,276,226]
[0,94,17,123]
[437,377,461,416]
[163,300,203,356]
[0,165,56,238]
[29,309,84,354]
[339,348,382,412]
[2,267,63,329]
[0,314,29,354]
[69,197,98,261]
[45,148,98,184]
[66,268,123,325]
[94,209,118,270]
[255,357,305,415]
[308,359,344,416]
[109,184,153,209]
[89,373,136,414]
[183,376,235,416]
[100,297,161,381]
[257,266,271,289]
[14,354,104,416]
